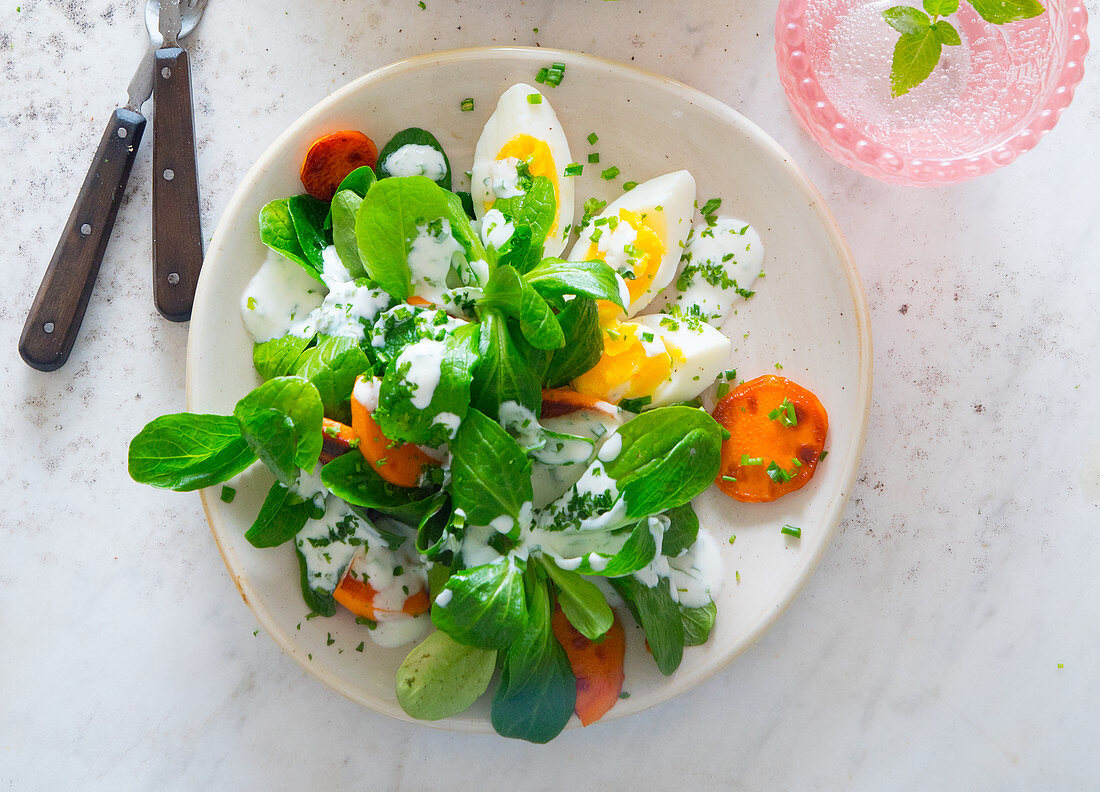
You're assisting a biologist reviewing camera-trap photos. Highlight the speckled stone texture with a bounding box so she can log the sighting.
[1,2,1098,789]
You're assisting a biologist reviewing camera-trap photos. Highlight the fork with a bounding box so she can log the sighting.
[150,0,209,321]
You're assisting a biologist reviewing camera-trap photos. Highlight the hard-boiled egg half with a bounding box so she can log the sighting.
[471,83,574,257]
[571,311,730,408]
[566,170,695,320]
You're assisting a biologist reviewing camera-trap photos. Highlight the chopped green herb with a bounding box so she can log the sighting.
[587,132,599,145]
[564,162,583,176]
[588,152,600,164]
[460,97,475,112]
[767,398,798,427]
[356,642,365,652]
[781,524,802,538]
[700,198,721,216]
[618,691,631,699]
[527,93,543,104]
[740,455,763,466]
[819,450,829,460]
[721,475,737,482]
[219,485,236,503]
[728,534,737,544]
[601,166,621,180]
[326,633,335,646]
[767,461,797,484]
[622,181,638,191]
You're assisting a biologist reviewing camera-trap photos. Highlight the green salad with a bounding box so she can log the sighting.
[129,80,767,743]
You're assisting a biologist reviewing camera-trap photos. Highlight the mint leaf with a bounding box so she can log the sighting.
[922,0,958,16]
[883,5,930,35]
[889,26,942,97]
[970,0,1044,24]
[933,18,962,45]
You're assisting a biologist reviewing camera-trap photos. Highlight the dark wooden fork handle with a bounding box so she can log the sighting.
[19,108,146,372]
[153,46,204,322]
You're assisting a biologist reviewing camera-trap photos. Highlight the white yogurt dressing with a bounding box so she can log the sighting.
[393,338,447,410]
[383,143,448,181]
[666,528,724,607]
[485,157,524,199]
[653,217,764,327]
[240,252,325,342]
[479,208,516,249]
[531,408,622,508]
[407,219,465,305]
[295,499,375,598]
[594,217,639,277]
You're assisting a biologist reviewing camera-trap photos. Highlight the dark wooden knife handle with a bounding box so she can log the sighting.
[19,108,146,372]
[153,47,203,322]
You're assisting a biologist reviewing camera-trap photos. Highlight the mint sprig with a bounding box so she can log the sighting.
[884,0,1043,97]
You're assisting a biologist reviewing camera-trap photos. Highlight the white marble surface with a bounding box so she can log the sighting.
[2,1,1098,789]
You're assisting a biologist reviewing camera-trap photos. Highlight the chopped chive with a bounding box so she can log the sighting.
[716,382,730,399]
[618,691,631,699]
[601,166,620,180]
[819,450,829,460]
[641,331,655,342]
[535,67,549,83]
[552,61,566,71]
[622,181,638,191]
[700,197,721,216]
[619,395,652,413]
[740,455,763,466]
[587,132,599,144]
[460,97,474,112]
[781,524,802,538]
[721,475,737,482]
[728,534,737,544]
[219,485,236,503]
[564,162,583,176]
[588,152,600,164]
[766,461,795,483]
[355,642,365,652]
[326,633,335,646]
[527,93,542,104]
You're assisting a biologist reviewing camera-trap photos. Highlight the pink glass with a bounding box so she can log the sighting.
[775,0,1089,186]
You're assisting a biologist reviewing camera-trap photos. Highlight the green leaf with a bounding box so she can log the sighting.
[970,0,1044,23]
[543,297,603,388]
[396,630,497,720]
[470,310,542,419]
[335,165,377,197]
[253,335,314,381]
[431,556,529,649]
[540,556,613,641]
[233,376,324,471]
[495,224,544,276]
[238,409,298,486]
[128,414,255,492]
[293,335,358,380]
[883,4,931,34]
[922,0,958,16]
[374,322,478,447]
[479,265,565,350]
[259,198,323,282]
[572,517,659,577]
[449,408,533,526]
[490,566,575,743]
[680,600,717,647]
[245,481,312,548]
[661,502,700,558]
[610,575,684,675]
[296,544,336,616]
[377,127,453,190]
[524,258,626,309]
[288,194,330,271]
[309,347,370,425]
[890,26,943,97]
[320,451,439,525]
[933,18,962,45]
[331,190,367,278]
[491,176,557,250]
[600,406,725,518]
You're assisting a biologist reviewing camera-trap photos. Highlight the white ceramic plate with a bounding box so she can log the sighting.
[188,46,872,732]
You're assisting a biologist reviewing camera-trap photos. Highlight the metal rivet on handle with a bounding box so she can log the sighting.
[163,169,175,181]
[80,223,92,235]
[117,127,128,139]
[43,322,55,334]
[161,67,171,79]
[168,272,180,286]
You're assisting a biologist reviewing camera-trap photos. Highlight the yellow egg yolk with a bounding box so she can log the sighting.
[492,134,561,236]
[586,208,666,322]
[571,322,673,405]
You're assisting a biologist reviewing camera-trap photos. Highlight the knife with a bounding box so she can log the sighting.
[18,54,154,372]
[152,0,204,322]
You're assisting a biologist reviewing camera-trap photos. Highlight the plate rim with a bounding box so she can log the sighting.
[186,44,873,732]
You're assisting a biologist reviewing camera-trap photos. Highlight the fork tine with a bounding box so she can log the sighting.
[187,0,208,11]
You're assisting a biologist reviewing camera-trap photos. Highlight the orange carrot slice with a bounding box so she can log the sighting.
[551,606,625,727]
[334,573,430,620]
[406,295,432,307]
[350,378,438,488]
[540,388,617,420]
[712,375,829,503]
[300,130,378,201]
[319,418,359,464]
